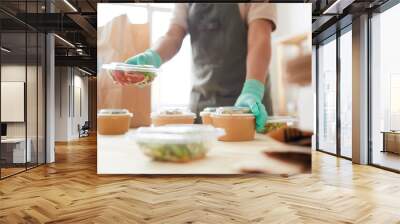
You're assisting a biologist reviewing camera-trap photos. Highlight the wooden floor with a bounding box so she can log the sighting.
[373,151,400,171]
[0,135,400,224]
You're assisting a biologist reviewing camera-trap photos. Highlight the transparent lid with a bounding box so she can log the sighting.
[266,116,297,123]
[133,124,225,144]
[211,106,253,117]
[151,108,196,118]
[102,62,160,73]
[215,106,251,114]
[202,107,218,113]
[98,109,132,116]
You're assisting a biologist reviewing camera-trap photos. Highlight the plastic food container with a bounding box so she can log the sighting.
[134,124,225,162]
[97,109,133,135]
[215,106,251,114]
[211,107,255,141]
[151,108,196,126]
[102,62,159,87]
[200,107,217,125]
[265,116,296,133]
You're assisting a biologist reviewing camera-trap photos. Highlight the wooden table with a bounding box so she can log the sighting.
[97,129,310,175]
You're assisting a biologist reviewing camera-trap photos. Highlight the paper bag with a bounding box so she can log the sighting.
[97,14,151,127]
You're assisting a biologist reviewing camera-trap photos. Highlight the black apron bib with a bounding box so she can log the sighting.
[187,3,273,119]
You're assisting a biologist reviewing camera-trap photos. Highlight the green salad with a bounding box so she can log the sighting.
[136,71,156,87]
[265,122,287,132]
[138,142,208,162]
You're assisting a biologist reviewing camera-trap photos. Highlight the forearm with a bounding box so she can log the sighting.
[151,24,186,64]
[246,20,273,84]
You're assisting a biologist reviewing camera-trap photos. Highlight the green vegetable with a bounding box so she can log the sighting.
[265,122,286,132]
[138,142,208,162]
[136,71,156,87]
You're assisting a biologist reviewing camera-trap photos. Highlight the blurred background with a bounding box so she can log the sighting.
[97,3,312,131]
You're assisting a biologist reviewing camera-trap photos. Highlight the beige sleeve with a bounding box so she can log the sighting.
[170,3,189,31]
[247,3,277,31]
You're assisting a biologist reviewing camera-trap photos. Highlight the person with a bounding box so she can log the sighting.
[113,3,277,133]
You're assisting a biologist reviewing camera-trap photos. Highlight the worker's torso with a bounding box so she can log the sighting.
[187,3,272,117]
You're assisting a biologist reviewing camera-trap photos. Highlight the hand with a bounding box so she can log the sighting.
[125,49,162,68]
[235,79,268,133]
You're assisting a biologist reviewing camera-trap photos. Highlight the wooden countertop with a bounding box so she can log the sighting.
[97,129,310,175]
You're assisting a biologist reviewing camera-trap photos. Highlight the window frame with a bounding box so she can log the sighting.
[315,23,352,161]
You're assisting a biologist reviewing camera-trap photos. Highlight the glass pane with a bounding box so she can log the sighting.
[1,31,27,177]
[38,33,45,165]
[340,30,352,158]
[27,31,38,169]
[371,3,400,171]
[317,38,337,154]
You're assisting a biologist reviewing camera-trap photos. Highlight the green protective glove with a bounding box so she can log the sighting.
[124,49,162,68]
[235,79,268,133]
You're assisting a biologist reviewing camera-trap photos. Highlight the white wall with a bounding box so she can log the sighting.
[1,65,38,137]
[270,4,313,130]
[1,66,26,138]
[1,64,46,163]
[54,67,89,141]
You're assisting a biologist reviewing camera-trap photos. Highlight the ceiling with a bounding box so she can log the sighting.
[309,0,391,43]
[0,0,98,74]
[0,0,396,74]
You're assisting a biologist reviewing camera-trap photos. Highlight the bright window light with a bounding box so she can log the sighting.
[97,4,148,27]
[150,9,191,111]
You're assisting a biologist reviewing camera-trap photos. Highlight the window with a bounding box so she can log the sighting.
[97,4,148,27]
[370,3,400,171]
[0,1,46,179]
[317,37,337,154]
[339,29,352,158]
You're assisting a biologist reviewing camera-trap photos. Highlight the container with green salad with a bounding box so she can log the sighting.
[133,125,225,162]
[102,62,159,87]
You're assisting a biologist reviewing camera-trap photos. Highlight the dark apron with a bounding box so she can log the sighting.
[187,3,273,121]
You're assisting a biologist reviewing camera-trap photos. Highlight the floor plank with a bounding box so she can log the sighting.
[0,135,399,224]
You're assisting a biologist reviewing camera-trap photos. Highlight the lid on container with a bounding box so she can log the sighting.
[203,107,218,113]
[212,106,253,117]
[102,62,160,73]
[133,124,225,144]
[266,116,297,124]
[98,109,133,116]
[151,108,196,118]
[216,106,251,114]
[200,107,218,116]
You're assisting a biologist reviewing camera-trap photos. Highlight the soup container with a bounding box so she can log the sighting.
[97,109,133,135]
[211,107,255,141]
[200,107,217,125]
[151,108,196,126]
[133,124,225,162]
[102,63,159,87]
